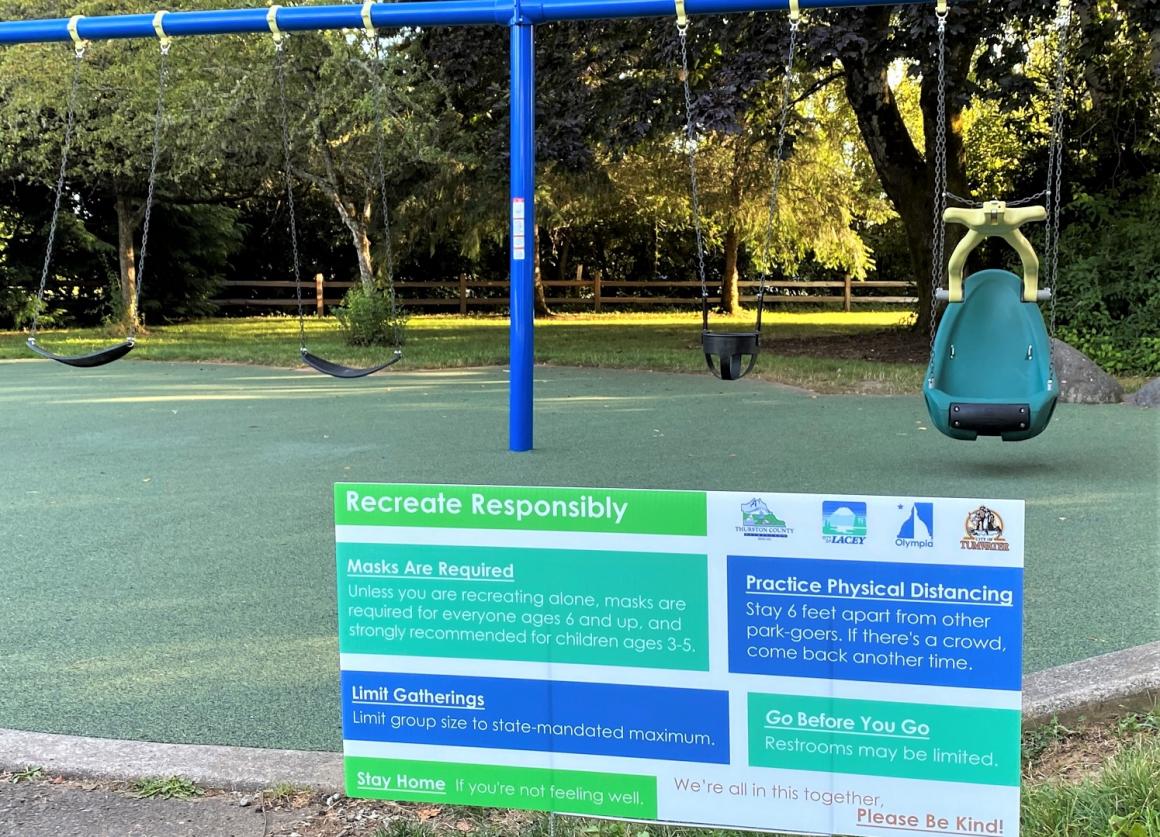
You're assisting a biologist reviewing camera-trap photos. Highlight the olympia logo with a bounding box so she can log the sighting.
[895,502,934,549]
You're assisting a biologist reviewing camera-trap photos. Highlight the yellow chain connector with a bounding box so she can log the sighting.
[152,10,172,54]
[361,1,375,36]
[67,15,89,57]
[267,5,285,48]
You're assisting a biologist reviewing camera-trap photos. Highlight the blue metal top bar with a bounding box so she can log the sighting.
[0,0,926,44]
[532,0,924,21]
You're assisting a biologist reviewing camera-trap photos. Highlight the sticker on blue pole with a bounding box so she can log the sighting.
[512,198,526,261]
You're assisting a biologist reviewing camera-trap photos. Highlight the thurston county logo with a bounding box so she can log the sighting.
[822,501,867,545]
[737,497,793,538]
[895,502,934,549]
[961,505,1009,552]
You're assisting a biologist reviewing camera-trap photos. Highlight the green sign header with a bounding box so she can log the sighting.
[334,483,707,536]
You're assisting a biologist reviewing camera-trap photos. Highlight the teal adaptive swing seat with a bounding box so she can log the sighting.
[924,268,1057,441]
[923,201,1059,441]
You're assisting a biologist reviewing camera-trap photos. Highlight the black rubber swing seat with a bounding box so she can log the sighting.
[702,330,759,381]
[300,348,402,379]
[27,337,135,368]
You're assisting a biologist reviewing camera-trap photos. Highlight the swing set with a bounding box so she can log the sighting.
[26,7,404,376]
[25,15,170,368]
[270,6,404,377]
[684,0,1072,446]
[7,0,1071,449]
[919,0,1072,441]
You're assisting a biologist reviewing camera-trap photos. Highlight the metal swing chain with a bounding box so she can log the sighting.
[944,0,1071,234]
[759,17,800,306]
[368,33,401,348]
[1044,0,1071,365]
[31,48,85,343]
[927,4,948,374]
[131,40,171,339]
[273,41,307,351]
[676,24,710,316]
[945,190,1048,208]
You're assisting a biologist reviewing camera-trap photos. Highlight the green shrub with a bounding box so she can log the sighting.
[0,286,42,329]
[1054,176,1160,375]
[1057,330,1160,376]
[334,284,407,347]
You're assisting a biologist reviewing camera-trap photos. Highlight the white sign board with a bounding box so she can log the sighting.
[335,484,1023,836]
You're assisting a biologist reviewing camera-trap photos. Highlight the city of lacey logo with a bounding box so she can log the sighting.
[822,500,867,545]
[961,505,1009,552]
[895,501,934,549]
[738,497,792,538]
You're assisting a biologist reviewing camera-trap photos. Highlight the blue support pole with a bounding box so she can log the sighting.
[508,17,535,452]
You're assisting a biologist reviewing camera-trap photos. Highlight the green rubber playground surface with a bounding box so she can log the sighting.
[1,359,1157,751]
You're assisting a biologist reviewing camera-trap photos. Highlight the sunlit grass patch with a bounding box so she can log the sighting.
[3,310,923,394]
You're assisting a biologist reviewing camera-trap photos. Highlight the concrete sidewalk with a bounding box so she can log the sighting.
[0,782,301,837]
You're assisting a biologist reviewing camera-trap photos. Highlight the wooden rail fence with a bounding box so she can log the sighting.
[212,274,917,314]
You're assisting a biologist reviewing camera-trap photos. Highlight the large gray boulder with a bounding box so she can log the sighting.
[1051,339,1125,404]
[1130,377,1160,407]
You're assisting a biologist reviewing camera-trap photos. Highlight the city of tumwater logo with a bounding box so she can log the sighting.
[895,501,934,550]
[822,501,867,545]
[961,505,1009,552]
[737,497,793,538]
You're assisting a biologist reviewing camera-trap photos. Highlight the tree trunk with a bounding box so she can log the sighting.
[842,51,932,332]
[306,178,378,294]
[839,9,974,335]
[719,140,745,315]
[557,235,570,283]
[353,220,375,292]
[721,226,741,315]
[345,194,376,292]
[307,122,376,293]
[653,219,660,280]
[1151,27,1159,79]
[533,223,552,317]
[114,193,139,333]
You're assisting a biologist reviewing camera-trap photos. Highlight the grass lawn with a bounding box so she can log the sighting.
[1,310,925,394]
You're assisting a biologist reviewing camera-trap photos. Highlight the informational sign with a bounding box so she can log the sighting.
[335,484,1024,836]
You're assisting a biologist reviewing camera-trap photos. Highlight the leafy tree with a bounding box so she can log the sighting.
[273,30,460,294]
[926,0,1159,358]
[0,2,271,331]
[137,203,244,322]
[813,0,1158,334]
[0,177,111,327]
[0,37,172,330]
[415,24,588,314]
[420,18,894,314]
